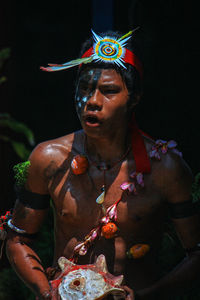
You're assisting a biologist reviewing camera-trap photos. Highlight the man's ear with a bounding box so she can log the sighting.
[134,93,142,105]
[129,93,142,110]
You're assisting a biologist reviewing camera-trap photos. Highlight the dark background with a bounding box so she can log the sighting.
[1,0,199,170]
[0,0,199,268]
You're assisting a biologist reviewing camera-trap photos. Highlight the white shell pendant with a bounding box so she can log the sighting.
[96,190,105,204]
[50,254,125,300]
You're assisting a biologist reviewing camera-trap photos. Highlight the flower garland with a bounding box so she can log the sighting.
[72,198,121,261]
[0,211,11,240]
[70,138,182,261]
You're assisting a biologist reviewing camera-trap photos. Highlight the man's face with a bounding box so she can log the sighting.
[75,68,130,137]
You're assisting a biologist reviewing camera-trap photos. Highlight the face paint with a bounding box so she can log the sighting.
[75,69,102,119]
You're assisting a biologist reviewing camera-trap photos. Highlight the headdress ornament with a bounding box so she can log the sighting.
[40,28,143,78]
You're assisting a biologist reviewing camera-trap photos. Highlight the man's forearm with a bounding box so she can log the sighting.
[6,239,51,299]
[137,251,200,300]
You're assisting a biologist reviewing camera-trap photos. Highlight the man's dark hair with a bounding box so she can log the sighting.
[76,30,143,103]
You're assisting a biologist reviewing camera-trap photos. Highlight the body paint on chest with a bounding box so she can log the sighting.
[75,69,102,119]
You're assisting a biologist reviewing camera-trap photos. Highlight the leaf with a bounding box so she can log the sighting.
[0,114,35,146]
[0,48,11,69]
[0,135,31,159]
[0,48,11,60]
[0,76,7,85]
[11,141,30,160]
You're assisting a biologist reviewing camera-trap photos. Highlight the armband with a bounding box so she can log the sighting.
[15,185,50,210]
[7,219,38,238]
[168,199,200,219]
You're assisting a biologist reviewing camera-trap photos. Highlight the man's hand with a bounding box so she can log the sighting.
[36,290,53,300]
[121,285,135,299]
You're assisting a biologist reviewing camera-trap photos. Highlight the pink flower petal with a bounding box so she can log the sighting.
[121,182,136,193]
[156,139,166,145]
[136,173,144,187]
[129,183,136,193]
[172,148,182,157]
[74,242,85,252]
[120,182,132,190]
[167,140,177,148]
[101,216,109,224]
[79,244,88,256]
[149,149,157,158]
[130,171,137,178]
[107,204,118,221]
[91,229,98,241]
[161,145,168,154]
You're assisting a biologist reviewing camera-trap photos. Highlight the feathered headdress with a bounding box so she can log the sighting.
[40,28,143,78]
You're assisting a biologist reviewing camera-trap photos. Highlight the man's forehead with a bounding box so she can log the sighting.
[78,68,124,84]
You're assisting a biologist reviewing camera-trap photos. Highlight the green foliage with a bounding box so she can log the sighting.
[0,114,35,160]
[0,48,10,85]
[0,113,35,146]
[13,161,31,187]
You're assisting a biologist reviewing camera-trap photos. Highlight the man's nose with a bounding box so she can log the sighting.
[85,89,103,111]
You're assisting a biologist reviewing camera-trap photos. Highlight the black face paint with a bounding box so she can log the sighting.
[75,69,102,119]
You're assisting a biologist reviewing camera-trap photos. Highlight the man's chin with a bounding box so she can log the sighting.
[82,123,105,138]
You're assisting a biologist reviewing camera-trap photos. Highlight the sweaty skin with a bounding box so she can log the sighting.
[6,69,200,300]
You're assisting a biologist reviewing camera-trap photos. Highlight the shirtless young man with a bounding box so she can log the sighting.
[6,30,200,300]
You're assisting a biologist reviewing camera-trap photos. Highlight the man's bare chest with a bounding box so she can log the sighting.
[49,161,166,241]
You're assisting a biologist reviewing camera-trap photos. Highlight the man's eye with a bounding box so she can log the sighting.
[104,89,118,94]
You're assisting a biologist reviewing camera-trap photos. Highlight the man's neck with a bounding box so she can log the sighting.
[85,128,130,166]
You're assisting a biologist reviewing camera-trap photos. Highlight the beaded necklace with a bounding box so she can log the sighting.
[84,138,132,212]
[70,114,152,262]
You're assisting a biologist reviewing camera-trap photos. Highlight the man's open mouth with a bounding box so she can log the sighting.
[84,115,101,127]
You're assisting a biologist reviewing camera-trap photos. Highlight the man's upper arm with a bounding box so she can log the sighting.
[8,142,52,237]
[162,152,200,251]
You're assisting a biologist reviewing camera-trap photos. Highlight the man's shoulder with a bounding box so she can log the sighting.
[143,135,185,170]
[30,130,84,163]
[26,130,84,193]
[144,136,193,201]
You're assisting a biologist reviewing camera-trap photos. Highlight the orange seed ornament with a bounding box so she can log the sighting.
[101,222,118,239]
[71,155,89,175]
[127,244,150,259]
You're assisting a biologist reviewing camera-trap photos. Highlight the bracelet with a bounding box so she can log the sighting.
[7,219,26,234]
[40,290,52,299]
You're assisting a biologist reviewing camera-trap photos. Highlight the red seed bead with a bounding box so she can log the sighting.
[71,155,89,175]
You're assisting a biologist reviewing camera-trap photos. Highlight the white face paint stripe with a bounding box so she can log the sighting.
[82,97,87,103]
